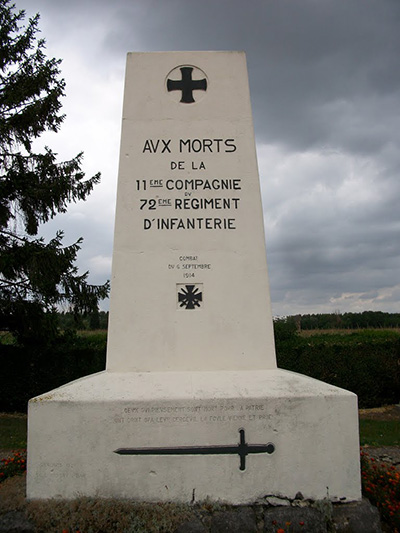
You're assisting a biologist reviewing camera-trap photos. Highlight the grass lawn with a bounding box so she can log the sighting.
[359,419,400,446]
[1,412,399,451]
[0,414,27,450]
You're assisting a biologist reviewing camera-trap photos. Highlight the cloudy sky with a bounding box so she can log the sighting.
[17,0,400,316]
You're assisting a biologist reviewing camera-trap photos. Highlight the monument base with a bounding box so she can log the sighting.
[27,369,361,503]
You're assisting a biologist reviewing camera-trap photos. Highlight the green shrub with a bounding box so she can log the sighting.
[273,317,299,342]
[275,330,400,408]
[1,329,399,412]
[0,334,106,412]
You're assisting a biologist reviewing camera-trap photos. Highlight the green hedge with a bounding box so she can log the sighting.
[275,330,400,408]
[1,330,399,412]
[0,334,106,412]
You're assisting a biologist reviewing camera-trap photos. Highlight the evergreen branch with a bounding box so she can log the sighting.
[0,0,109,344]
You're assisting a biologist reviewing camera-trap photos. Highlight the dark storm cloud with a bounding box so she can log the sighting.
[24,0,400,148]
[98,0,400,153]
[18,0,400,314]
[26,0,400,154]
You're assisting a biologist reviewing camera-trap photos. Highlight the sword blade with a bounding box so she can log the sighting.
[114,444,240,456]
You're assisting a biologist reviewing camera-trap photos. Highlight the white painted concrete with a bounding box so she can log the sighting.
[106,51,276,372]
[27,369,361,502]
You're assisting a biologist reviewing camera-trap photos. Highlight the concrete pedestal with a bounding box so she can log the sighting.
[27,369,360,503]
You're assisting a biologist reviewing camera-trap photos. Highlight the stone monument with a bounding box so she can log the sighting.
[27,52,361,503]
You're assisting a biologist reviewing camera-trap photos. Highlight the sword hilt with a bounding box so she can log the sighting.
[238,428,247,470]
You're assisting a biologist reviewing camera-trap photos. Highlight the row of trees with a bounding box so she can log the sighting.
[0,0,109,345]
[59,310,400,334]
[57,310,109,331]
[276,311,400,332]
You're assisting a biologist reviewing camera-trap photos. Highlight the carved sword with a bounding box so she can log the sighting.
[114,428,275,470]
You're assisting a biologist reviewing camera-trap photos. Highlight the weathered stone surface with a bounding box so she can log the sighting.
[292,499,311,508]
[332,498,382,532]
[210,508,257,533]
[0,511,35,533]
[264,507,328,533]
[265,496,291,507]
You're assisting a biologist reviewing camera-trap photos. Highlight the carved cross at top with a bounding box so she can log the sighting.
[167,67,207,103]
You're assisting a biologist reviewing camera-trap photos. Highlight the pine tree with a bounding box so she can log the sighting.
[0,0,109,344]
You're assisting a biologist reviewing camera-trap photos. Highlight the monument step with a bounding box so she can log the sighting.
[27,369,360,503]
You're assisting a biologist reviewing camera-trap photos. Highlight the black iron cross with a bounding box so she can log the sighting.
[178,285,202,309]
[167,67,207,103]
[114,428,275,471]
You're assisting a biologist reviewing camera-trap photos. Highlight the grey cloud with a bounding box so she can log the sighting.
[16,0,400,315]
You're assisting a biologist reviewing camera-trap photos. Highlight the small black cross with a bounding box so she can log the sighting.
[178,285,202,309]
[167,67,207,103]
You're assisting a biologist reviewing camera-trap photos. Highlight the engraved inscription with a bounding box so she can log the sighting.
[116,403,271,425]
[137,135,241,232]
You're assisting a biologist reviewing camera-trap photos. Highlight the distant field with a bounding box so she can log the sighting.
[74,327,400,340]
[299,327,400,337]
[3,327,400,342]
[76,329,107,338]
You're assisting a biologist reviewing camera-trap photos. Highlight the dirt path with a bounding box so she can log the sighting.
[359,404,400,421]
